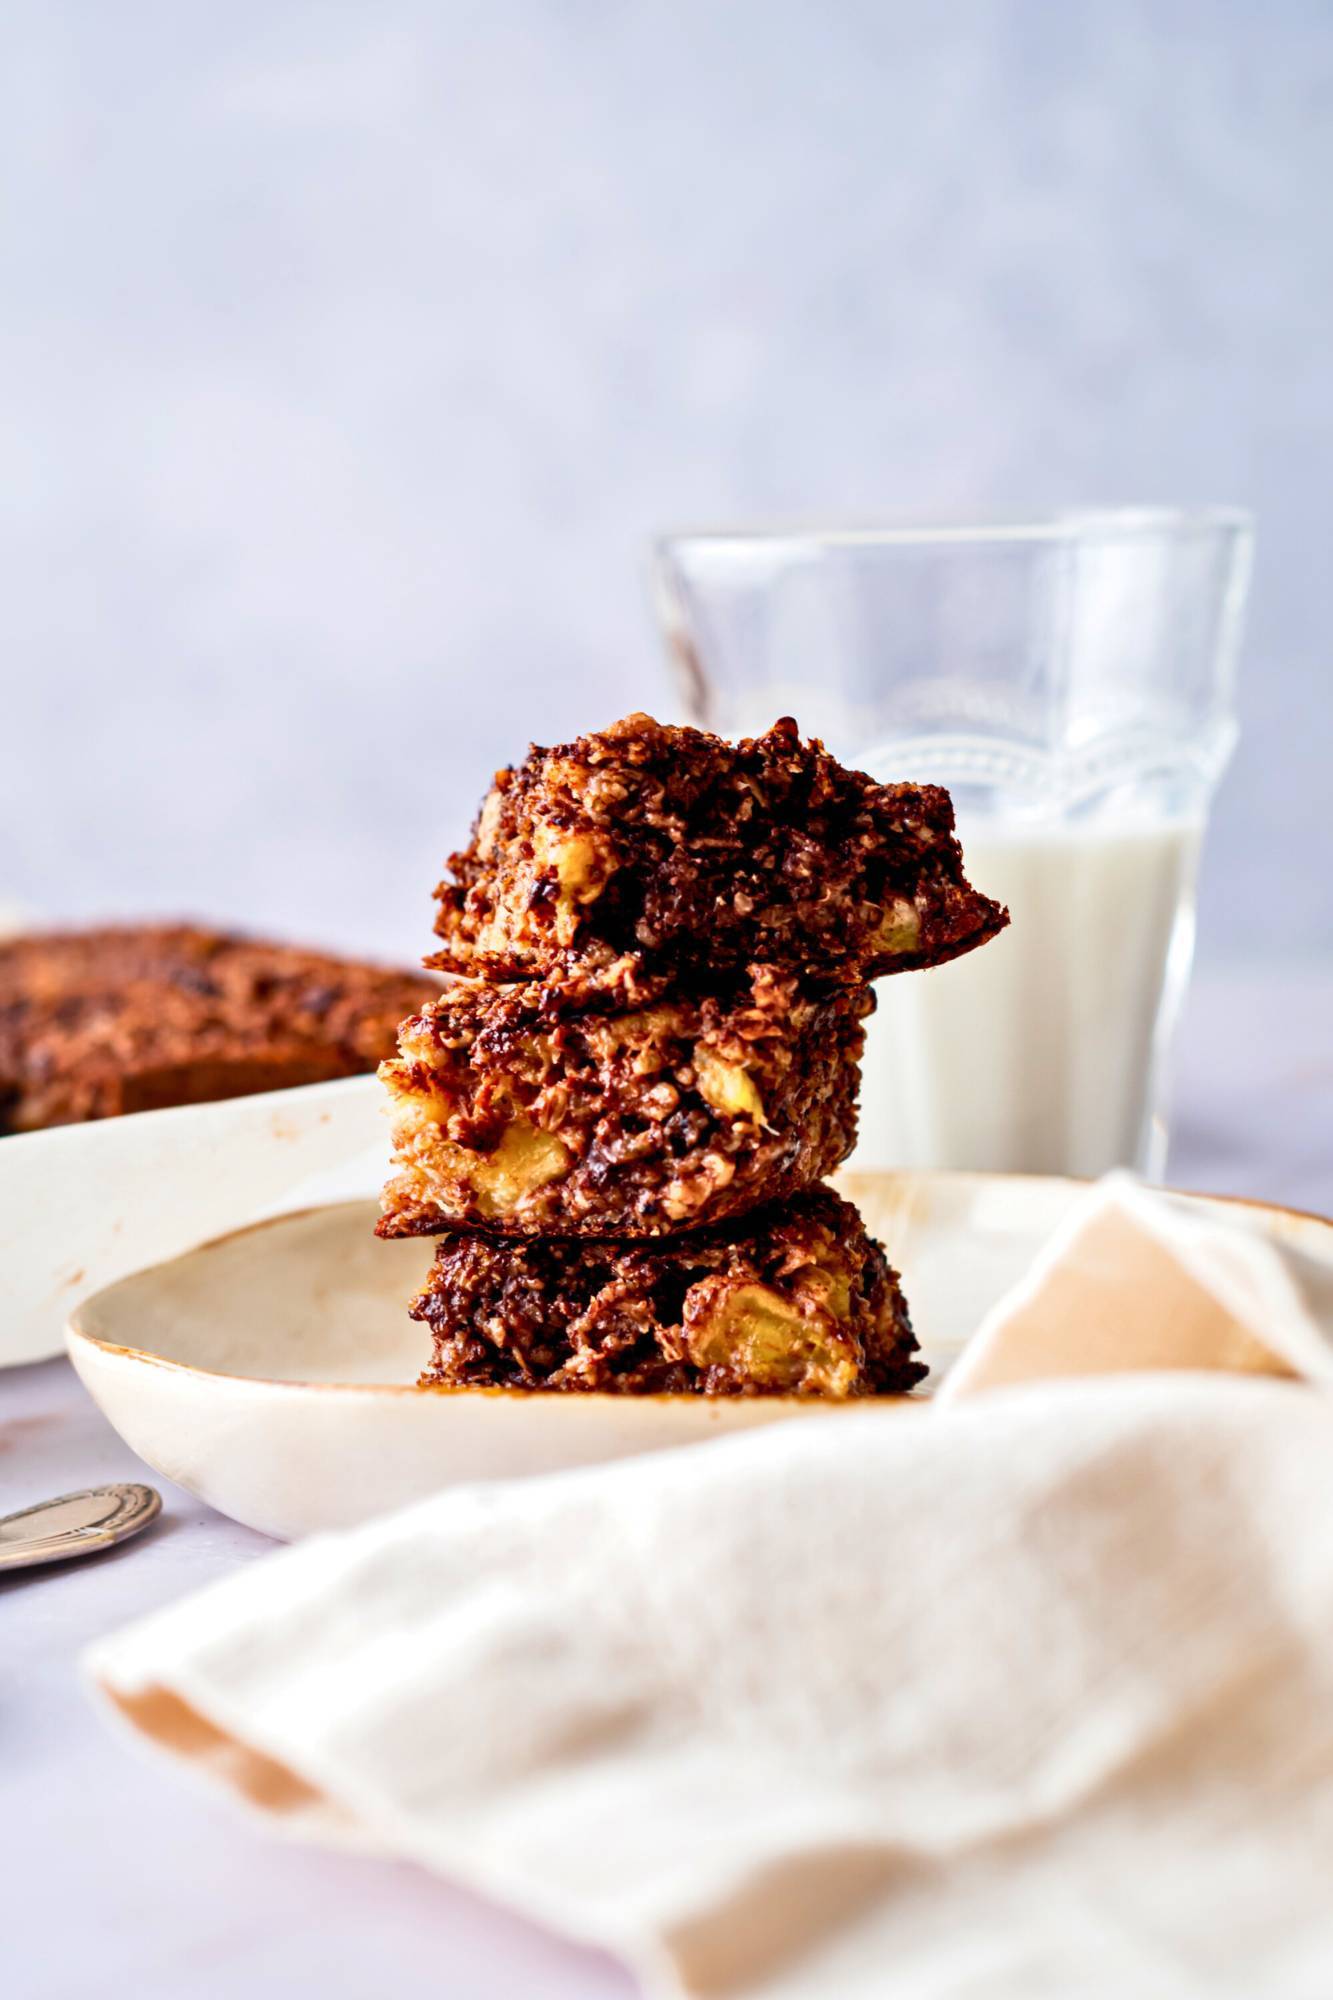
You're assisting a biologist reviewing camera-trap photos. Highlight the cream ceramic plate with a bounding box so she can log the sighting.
[66,1172,1330,1542]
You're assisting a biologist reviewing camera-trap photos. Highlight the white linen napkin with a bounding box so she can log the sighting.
[87,1185,1333,2000]
[939,1172,1333,1401]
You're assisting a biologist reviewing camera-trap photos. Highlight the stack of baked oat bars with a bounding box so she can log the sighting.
[377,714,1008,1397]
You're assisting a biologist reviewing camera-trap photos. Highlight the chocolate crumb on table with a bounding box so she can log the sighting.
[411,1185,924,1397]
[431,712,1008,991]
[0,924,439,1133]
[376,965,870,1239]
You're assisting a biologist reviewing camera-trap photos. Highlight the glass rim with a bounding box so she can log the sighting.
[655,504,1253,556]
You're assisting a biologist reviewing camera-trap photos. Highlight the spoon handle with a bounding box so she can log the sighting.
[0,1483,162,1571]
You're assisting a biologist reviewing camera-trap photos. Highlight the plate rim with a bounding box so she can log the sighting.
[65,1172,1333,1402]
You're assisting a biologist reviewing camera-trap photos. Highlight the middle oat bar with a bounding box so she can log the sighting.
[377,964,871,1240]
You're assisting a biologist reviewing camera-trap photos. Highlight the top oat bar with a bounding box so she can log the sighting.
[431,712,1008,988]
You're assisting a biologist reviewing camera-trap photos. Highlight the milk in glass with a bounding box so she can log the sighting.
[853,817,1203,1179]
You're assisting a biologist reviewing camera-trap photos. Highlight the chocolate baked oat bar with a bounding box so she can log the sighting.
[377,965,869,1240]
[0,924,438,1133]
[432,712,1007,989]
[412,1185,924,1397]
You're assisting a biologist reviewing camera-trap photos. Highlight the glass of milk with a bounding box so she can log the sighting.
[652,508,1253,1180]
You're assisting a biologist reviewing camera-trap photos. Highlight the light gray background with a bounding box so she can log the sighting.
[3,19,1332,1996]
[2,0,1330,966]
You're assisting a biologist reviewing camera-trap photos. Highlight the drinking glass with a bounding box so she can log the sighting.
[652,509,1253,1179]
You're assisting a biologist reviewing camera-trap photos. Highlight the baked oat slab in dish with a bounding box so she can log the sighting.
[0,924,438,1133]
[431,712,1008,989]
[377,965,870,1239]
[412,1186,924,1397]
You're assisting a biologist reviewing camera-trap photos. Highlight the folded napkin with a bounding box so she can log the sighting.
[940,1173,1333,1400]
[87,1184,1333,2000]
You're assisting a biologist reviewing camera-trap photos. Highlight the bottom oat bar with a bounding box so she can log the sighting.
[411,1185,926,1398]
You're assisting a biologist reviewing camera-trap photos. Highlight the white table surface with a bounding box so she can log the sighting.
[5,967,1331,2000]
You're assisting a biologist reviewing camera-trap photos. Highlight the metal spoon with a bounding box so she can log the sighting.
[0,1483,161,1571]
